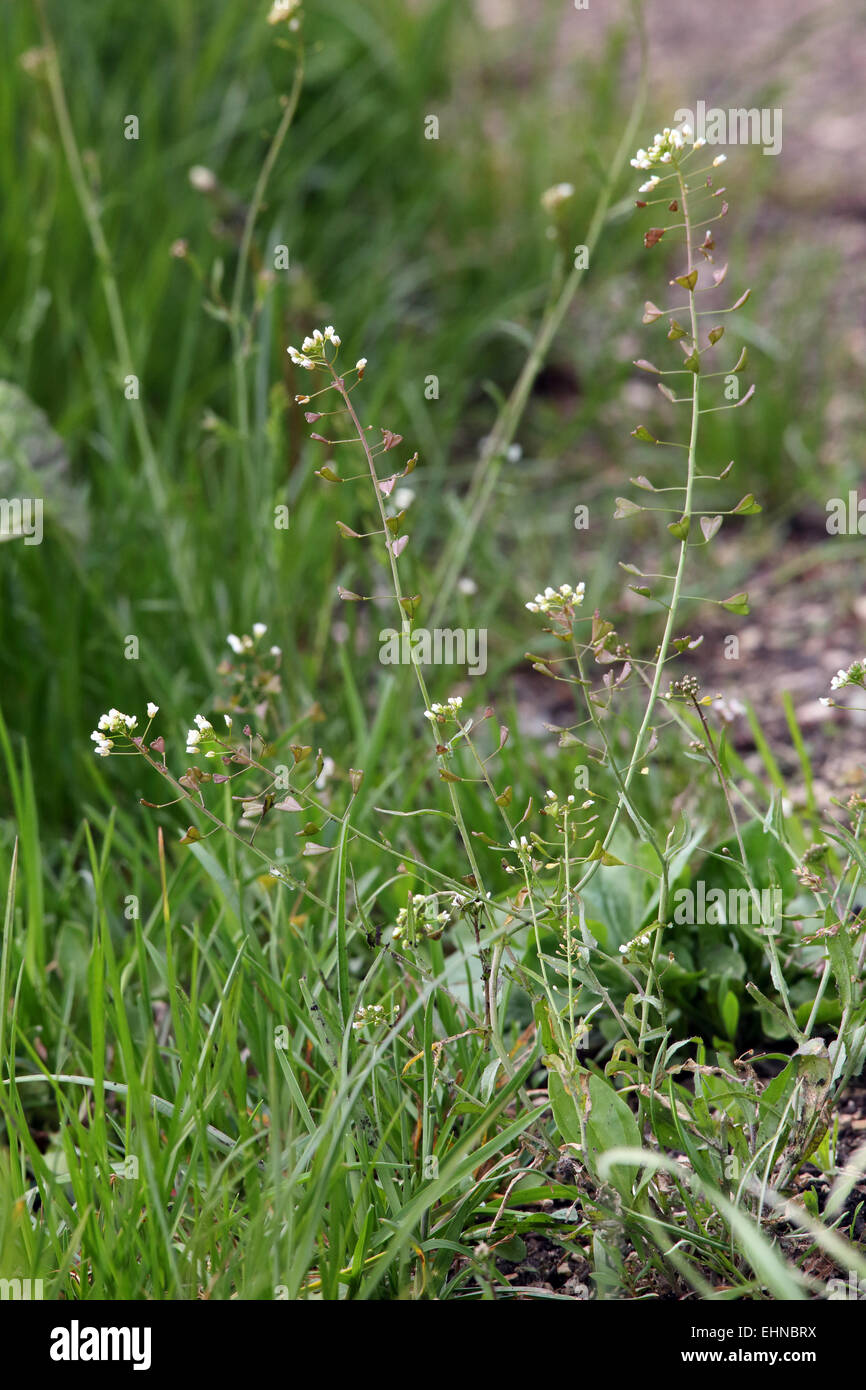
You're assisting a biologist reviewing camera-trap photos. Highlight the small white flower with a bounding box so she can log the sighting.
[829,659,866,692]
[712,154,727,166]
[270,645,282,657]
[253,622,267,639]
[224,713,233,727]
[355,357,367,372]
[693,136,706,149]
[147,702,159,718]
[267,0,301,24]
[227,633,244,654]
[541,182,575,213]
[188,165,217,193]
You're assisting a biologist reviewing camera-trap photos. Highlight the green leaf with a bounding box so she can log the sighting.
[547,1068,583,1146]
[745,983,804,1043]
[585,1073,642,1201]
[720,989,739,1041]
[826,921,855,1011]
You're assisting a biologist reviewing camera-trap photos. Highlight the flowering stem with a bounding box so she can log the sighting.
[572,155,699,913]
[328,372,500,993]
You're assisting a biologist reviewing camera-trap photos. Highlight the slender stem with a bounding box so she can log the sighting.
[572,155,700,902]
[329,372,497,943]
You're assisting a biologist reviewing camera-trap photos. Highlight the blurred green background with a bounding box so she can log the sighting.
[1,0,864,840]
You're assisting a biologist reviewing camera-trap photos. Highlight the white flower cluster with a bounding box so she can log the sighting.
[226,623,279,656]
[287,325,341,371]
[186,712,232,756]
[352,1002,398,1031]
[503,833,541,874]
[267,0,301,24]
[630,122,706,173]
[392,892,465,941]
[91,704,158,756]
[525,582,585,615]
[543,788,594,815]
[618,931,652,956]
[394,894,449,934]
[424,695,463,723]
[830,660,866,691]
